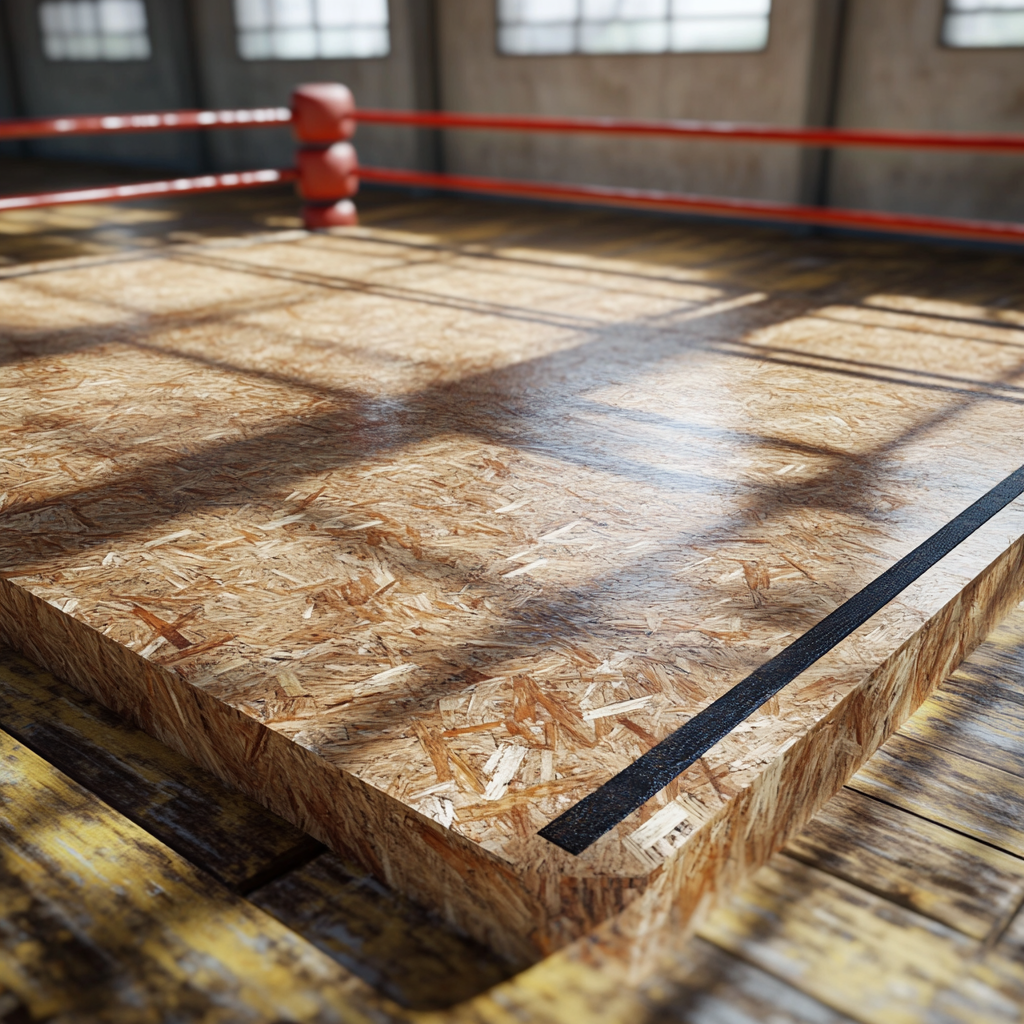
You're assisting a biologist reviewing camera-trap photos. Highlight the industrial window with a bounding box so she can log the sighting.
[38,0,151,61]
[234,0,390,60]
[942,0,1024,47]
[497,0,772,56]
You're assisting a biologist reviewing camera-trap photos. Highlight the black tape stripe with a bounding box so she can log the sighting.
[538,464,1024,856]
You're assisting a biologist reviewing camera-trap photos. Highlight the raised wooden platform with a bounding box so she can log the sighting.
[2,192,1024,963]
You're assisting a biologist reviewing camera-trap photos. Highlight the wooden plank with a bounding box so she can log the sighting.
[0,727,384,1022]
[5,196,1024,962]
[945,603,1024,701]
[784,787,1024,940]
[253,847,860,1020]
[997,904,1024,961]
[0,718,856,1024]
[629,938,862,1024]
[432,897,869,1024]
[848,733,1024,859]
[903,673,1024,780]
[249,850,512,1010]
[0,720,1005,1024]
[698,854,1024,1024]
[0,987,28,1023]
[0,646,321,892]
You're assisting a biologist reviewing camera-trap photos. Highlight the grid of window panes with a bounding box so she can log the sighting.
[234,0,389,60]
[942,0,1024,46]
[38,0,151,61]
[497,0,772,56]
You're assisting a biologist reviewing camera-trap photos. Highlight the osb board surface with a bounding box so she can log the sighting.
[3,197,1024,957]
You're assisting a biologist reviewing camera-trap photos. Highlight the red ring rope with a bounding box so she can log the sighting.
[1,105,1024,152]
[357,165,1024,245]
[0,169,298,212]
[1,96,1022,245]
[0,108,292,141]
[354,109,1024,153]
[1,164,1021,246]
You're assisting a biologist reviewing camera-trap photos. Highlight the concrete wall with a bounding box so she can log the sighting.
[433,0,829,203]
[4,0,202,170]
[0,0,438,174]
[0,5,24,156]
[189,0,435,174]
[0,8,19,117]
[829,0,1024,219]
[0,0,1022,219]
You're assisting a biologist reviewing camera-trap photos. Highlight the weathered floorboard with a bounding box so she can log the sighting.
[997,904,1024,961]
[249,850,512,1010]
[0,646,321,892]
[0,727,386,1022]
[632,939,861,1024]
[783,787,1024,940]
[848,733,1024,860]
[903,676,1024,780]
[251,846,866,1018]
[0,716,854,1024]
[698,854,1024,1024]
[696,602,1024,1022]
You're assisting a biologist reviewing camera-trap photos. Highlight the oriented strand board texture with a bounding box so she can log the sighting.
[3,199,1024,962]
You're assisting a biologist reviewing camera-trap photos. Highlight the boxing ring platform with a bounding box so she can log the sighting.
[2,95,1024,970]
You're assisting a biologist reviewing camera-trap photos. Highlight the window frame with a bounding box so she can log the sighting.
[232,0,392,63]
[37,0,153,63]
[938,0,1024,51]
[493,1,773,59]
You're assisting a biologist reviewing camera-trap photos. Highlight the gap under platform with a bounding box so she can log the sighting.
[3,195,1024,966]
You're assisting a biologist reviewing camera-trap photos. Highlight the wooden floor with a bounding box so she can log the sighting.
[2,177,1024,1019]
[3,180,1024,963]
[3,597,1024,1022]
